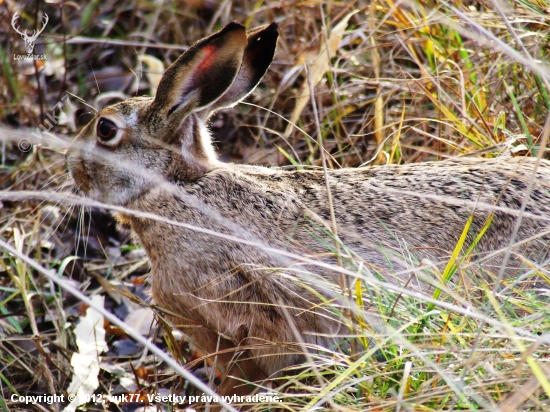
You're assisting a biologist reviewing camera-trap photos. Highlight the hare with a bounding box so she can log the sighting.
[67,21,550,404]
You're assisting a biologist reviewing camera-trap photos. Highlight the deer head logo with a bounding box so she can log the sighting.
[12,11,49,54]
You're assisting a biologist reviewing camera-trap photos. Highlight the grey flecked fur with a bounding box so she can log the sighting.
[67,22,550,402]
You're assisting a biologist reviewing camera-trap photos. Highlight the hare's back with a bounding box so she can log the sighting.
[256,157,550,273]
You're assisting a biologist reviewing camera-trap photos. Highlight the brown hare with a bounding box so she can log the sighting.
[67,21,550,405]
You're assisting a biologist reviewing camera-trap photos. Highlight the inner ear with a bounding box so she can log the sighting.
[198,22,279,119]
[151,22,247,124]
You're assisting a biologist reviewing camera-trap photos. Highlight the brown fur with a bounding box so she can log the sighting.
[67,22,550,406]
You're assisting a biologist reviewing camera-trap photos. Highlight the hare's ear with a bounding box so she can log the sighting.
[151,22,247,125]
[199,22,279,119]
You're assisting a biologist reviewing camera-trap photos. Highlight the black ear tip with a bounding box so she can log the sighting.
[248,22,279,45]
[266,22,279,40]
[266,22,279,32]
[223,21,246,33]
[261,22,279,39]
[246,22,279,40]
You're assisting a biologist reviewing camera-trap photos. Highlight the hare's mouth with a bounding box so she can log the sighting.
[73,178,93,199]
[67,157,94,197]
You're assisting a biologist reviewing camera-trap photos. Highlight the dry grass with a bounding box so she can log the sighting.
[1,0,550,411]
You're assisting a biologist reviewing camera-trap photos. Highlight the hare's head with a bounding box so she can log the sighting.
[67,22,278,205]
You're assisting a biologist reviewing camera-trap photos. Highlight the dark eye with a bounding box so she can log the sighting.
[96,118,118,142]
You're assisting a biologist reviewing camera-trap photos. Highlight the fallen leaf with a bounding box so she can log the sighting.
[64,295,108,412]
[284,11,358,138]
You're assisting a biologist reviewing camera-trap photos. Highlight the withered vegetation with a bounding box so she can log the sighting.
[1,0,549,411]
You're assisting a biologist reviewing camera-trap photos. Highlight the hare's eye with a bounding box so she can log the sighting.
[97,118,118,142]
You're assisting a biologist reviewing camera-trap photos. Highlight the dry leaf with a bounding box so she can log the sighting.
[64,295,108,412]
[139,55,165,95]
[284,11,358,138]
